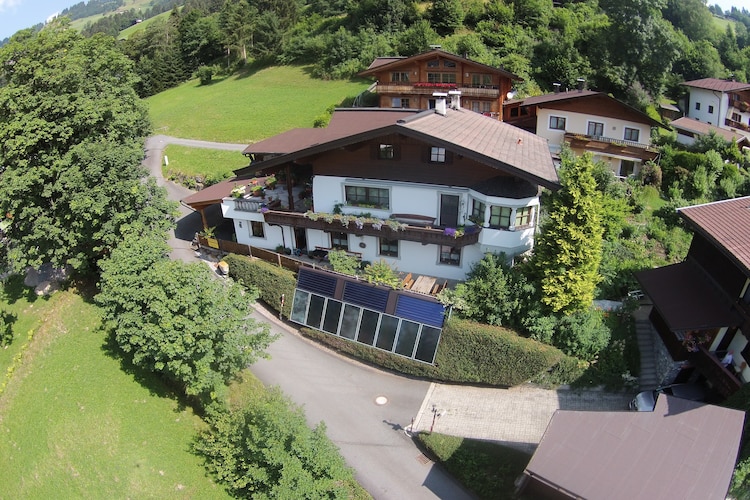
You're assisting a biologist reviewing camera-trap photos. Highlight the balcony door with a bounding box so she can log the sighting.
[439,194,459,228]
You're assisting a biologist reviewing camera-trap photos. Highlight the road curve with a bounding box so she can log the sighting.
[145,136,474,499]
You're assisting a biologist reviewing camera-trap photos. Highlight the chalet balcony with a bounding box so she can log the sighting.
[376,83,500,99]
[725,118,750,132]
[564,132,659,161]
[263,210,481,248]
[730,99,750,113]
[691,345,743,399]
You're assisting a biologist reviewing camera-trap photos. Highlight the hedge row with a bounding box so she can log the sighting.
[305,318,577,387]
[224,254,297,319]
[225,253,583,387]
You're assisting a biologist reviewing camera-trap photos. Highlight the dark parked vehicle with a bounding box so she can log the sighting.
[629,383,708,411]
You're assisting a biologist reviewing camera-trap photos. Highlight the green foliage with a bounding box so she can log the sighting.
[327,249,360,275]
[532,151,604,313]
[417,432,531,500]
[196,64,220,85]
[438,253,532,327]
[553,308,611,361]
[97,235,273,405]
[224,253,297,318]
[428,0,465,36]
[362,259,401,288]
[0,26,177,275]
[195,388,366,499]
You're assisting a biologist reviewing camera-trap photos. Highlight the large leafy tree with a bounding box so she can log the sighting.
[531,151,604,314]
[96,233,274,403]
[195,388,361,498]
[0,23,176,274]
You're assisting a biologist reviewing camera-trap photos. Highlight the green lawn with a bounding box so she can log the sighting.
[147,65,371,143]
[0,279,229,499]
[163,145,247,185]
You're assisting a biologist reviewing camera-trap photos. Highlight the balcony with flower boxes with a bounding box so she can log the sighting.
[262,210,481,247]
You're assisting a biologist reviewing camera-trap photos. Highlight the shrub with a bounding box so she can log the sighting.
[552,308,611,362]
[224,254,297,318]
[362,259,401,288]
[327,249,359,276]
[195,388,367,499]
[196,65,218,85]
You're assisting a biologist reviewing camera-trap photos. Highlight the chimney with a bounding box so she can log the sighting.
[553,82,561,93]
[448,90,462,110]
[433,92,448,116]
[577,78,586,92]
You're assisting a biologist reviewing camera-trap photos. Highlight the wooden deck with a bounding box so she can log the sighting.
[401,273,447,295]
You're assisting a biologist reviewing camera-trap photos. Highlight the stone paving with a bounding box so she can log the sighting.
[412,383,633,454]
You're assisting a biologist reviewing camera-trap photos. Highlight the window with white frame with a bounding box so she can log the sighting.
[514,206,533,227]
[379,238,398,257]
[623,127,640,142]
[549,116,566,130]
[345,185,390,209]
[439,245,461,266]
[331,232,349,250]
[489,206,512,228]
[587,121,604,137]
[471,199,486,224]
[430,147,446,163]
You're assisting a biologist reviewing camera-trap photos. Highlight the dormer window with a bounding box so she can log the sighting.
[443,60,456,68]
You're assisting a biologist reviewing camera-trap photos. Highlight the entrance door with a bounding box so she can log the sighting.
[294,227,308,253]
[439,194,459,228]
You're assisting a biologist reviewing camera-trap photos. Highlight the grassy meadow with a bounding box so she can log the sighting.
[163,145,248,182]
[0,277,228,499]
[147,65,371,143]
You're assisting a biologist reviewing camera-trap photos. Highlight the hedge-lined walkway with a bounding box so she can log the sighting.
[412,383,632,454]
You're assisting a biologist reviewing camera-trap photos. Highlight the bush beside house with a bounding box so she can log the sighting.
[224,254,297,319]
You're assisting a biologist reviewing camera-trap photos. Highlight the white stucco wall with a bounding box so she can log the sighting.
[686,87,728,127]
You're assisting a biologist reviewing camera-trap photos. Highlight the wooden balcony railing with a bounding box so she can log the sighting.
[725,118,750,132]
[375,83,500,98]
[263,210,481,247]
[565,132,659,161]
[692,345,743,398]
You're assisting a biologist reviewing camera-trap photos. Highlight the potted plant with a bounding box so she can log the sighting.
[231,184,246,198]
[265,175,277,189]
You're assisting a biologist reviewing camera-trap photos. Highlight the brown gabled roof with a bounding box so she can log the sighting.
[523,395,745,500]
[358,48,521,81]
[235,107,559,189]
[507,90,666,129]
[670,117,746,143]
[680,196,750,276]
[181,177,238,210]
[242,109,419,156]
[365,56,406,71]
[635,261,741,331]
[682,78,750,93]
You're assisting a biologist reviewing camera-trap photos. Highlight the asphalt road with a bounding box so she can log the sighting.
[145,136,473,499]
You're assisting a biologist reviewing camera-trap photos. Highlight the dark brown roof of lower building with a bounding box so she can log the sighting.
[522,395,745,500]
[679,197,750,276]
[634,261,741,331]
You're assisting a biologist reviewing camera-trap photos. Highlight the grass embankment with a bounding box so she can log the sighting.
[0,277,228,499]
[417,432,531,500]
[147,65,371,143]
[163,145,247,187]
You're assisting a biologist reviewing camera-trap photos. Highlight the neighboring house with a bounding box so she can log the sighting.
[682,77,750,134]
[183,101,558,282]
[517,395,744,500]
[635,197,750,399]
[357,48,519,119]
[503,88,663,178]
[670,116,750,149]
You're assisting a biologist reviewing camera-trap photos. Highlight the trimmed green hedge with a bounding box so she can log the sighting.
[305,318,574,387]
[224,254,297,319]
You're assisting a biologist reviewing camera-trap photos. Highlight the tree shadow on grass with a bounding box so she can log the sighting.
[233,60,273,80]
[1,274,40,305]
[99,326,198,416]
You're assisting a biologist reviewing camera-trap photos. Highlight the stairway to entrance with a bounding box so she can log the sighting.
[634,305,660,390]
